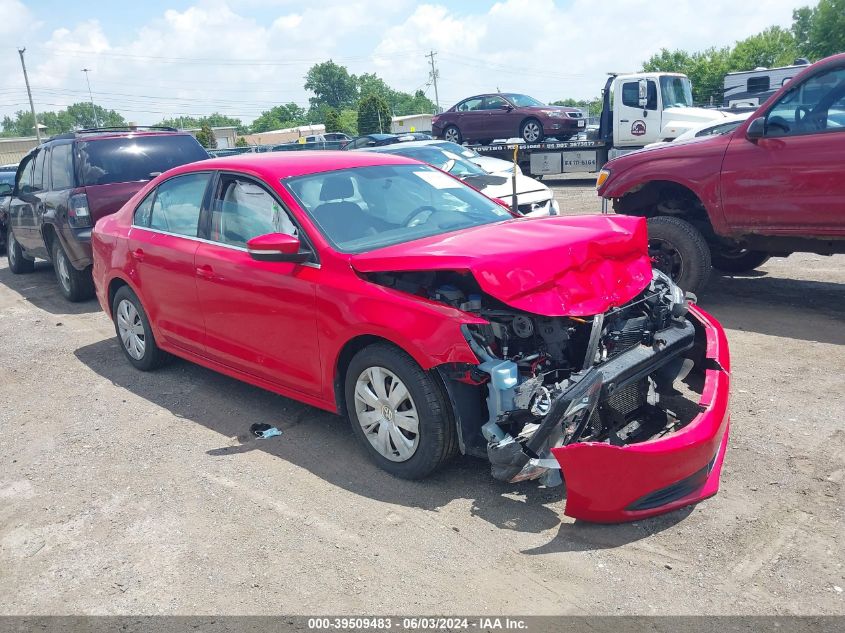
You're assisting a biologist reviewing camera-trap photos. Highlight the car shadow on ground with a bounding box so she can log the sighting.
[0,261,100,315]
[699,272,845,345]
[73,337,681,550]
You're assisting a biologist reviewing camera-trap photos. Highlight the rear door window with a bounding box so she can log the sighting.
[148,172,211,237]
[210,175,298,248]
[32,150,47,192]
[76,135,209,186]
[50,143,74,190]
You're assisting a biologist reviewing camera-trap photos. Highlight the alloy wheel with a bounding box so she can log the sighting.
[353,366,420,462]
[7,231,16,267]
[444,127,460,143]
[522,121,541,142]
[116,298,146,360]
[55,248,72,292]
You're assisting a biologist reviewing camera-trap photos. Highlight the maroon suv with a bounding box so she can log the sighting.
[5,127,209,301]
[432,93,584,144]
[597,53,845,295]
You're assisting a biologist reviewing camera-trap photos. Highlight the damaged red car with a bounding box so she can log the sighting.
[92,152,730,523]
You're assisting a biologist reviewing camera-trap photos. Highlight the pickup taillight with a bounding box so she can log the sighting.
[68,192,92,228]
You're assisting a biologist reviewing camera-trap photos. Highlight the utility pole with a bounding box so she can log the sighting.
[81,68,99,128]
[18,48,41,143]
[426,50,440,113]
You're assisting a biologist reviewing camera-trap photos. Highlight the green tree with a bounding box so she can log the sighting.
[235,137,249,147]
[304,60,359,110]
[337,109,358,136]
[156,112,246,134]
[1,102,127,137]
[250,103,307,133]
[357,94,390,134]
[550,97,603,116]
[195,123,217,149]
[792,0,845,59]
[730,26,797,71]
[324,108,342,133]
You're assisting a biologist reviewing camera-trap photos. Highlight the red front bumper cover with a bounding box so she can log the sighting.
[551,305,730,523]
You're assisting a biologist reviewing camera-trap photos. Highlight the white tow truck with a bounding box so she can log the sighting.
[469,72,732,177]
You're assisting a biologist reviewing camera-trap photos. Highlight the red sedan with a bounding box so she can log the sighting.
[92,151,730,523]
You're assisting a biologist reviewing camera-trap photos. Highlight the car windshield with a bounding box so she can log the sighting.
[660,76,694,108]
[284,164,512,254]
[377,146,487,176]
[504,94,544,107]
[76,135,209,186]
[432,141,479,159]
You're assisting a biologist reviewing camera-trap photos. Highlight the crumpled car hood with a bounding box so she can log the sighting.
[349,215,653,317]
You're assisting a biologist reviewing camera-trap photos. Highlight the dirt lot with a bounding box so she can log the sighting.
[1,180,843,615]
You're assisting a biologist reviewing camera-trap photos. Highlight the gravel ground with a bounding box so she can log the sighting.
[0,182,843,615]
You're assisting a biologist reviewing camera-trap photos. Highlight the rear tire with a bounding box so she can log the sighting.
[112,285,167,371]
[6,229,35,274]
[646,216,711,294]
[344,343,456,480]
[52,239,94,302]
[711,248,770,273]
[442,125,462,144]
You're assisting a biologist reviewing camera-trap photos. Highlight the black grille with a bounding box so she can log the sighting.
[626,455,717,511]
[606,381,647,418]
[608,316,648,355]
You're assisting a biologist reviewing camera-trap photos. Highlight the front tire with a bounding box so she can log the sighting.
[112,286,167,371]
[520,118,544,143]
[646,216,711,294]
[52,239,94,302]
[344,343,456,479]
[711,247,770,273]
[442,125,462,144]
[7,228,35,274]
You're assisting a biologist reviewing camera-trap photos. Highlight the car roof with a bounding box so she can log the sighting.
[165,150,421,180]
[360,139,442,150]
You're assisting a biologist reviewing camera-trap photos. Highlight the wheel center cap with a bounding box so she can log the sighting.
[381,404,393,421]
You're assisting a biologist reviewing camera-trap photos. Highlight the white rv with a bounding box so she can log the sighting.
[723,59,811,108]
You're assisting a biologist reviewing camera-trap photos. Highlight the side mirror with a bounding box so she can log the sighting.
[247,232,309,263]
[746,117,766,140]
[500,104,513,111]
[638,78,648,108]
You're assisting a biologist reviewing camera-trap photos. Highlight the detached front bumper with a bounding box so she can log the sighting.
[552,305,730,522]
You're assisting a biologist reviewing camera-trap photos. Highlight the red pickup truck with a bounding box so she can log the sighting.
[597,52,845,294]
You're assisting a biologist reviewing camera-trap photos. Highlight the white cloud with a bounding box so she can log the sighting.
[0,0,805,126]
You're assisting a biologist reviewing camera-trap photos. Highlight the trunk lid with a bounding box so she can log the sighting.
[349,214,652,317]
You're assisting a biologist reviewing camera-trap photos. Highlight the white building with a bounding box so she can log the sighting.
[391,114,433,134]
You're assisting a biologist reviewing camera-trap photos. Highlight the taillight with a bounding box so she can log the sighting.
[68,192,92,228]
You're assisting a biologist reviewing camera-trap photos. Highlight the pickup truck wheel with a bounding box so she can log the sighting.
[345,343,456,480]
[442,125,462,144]
[112,286,167,371]
[7,229,35,274]
[711,248,770,273]
[646,216,711,294]
[521,119,544,143]
[52,239,95,302]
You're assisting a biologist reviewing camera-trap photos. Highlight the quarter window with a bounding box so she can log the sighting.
[148,172,210,237]
[210,176,297,248]
[50,143,74,190]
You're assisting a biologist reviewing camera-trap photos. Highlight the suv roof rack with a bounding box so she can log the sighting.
[47,126,181,142]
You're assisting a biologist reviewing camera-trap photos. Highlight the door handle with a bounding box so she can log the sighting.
[196,264,214,279]
[131,248,145,262]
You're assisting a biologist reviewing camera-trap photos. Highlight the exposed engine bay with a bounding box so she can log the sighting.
[365,267,705,486]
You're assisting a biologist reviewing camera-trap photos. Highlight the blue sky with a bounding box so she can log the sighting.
[2,0,802,126]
